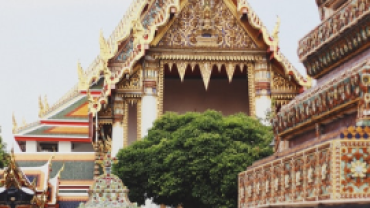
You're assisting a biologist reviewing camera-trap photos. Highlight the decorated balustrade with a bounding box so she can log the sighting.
[239,136,370,208]
[298,0,370,60]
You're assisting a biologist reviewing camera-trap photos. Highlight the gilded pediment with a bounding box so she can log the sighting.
[156,0,258,49]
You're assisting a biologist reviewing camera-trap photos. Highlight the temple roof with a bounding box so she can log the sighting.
[13,153,95,182]
[80,0,310,113]
[13,91,91,144]
[0,150,64,207]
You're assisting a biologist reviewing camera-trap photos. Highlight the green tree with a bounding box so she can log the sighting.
[113,111,273,208]
[0,136,8,168]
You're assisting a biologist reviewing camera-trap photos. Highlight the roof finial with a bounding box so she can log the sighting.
[77,61,87,91]
[272,16,280,51]
[99,30,112,61]
[38,96,44,118]
[44,95,49,112]
[12,112,18,134]
[22,117,27,127]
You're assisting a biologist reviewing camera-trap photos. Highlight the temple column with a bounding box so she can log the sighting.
[25,141,37,152]
[253,60,272,124]
[141,56,159,138]
[112,95,125,156]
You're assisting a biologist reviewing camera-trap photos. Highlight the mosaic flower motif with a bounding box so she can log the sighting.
[351,160,367,178]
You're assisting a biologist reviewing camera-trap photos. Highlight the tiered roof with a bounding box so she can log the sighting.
[13,91,90,145]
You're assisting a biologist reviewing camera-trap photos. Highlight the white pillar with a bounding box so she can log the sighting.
[25,141,37,152]
[112,121,124,157]
[141,89,158,138]
[255,95,271,124]
[59,141,72,152]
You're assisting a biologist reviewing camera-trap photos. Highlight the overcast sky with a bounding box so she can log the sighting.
[0,0,319,150]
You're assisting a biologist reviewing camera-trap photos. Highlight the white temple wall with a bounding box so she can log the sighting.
[141,93,157,138]
[112,122,124,157]
[59,141,72,152]
[255,96,271,123]
[164,78,249,115]
[25,141,37,152]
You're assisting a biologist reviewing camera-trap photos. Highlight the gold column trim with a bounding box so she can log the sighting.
[123,102,129,148]
[157,62,164,117]
[247,62,256,117]
[137,99,142,141]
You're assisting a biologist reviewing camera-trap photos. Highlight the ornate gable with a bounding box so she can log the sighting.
[157,0,258,49]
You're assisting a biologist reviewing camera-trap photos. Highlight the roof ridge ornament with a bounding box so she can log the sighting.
[38,95,45,118]
[44,95,49,112]
[99,30,113,62]
[77,61,88,91]
[12,112,18,134]
[272,16,280,52]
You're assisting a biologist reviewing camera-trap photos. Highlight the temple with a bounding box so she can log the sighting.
[239,0,370,207]
[9,0,313,207]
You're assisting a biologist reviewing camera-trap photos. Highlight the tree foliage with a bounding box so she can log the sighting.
[113,111,273,208]
[0,136,8,168]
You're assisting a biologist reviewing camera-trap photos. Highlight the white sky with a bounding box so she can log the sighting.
[0,0,319,151]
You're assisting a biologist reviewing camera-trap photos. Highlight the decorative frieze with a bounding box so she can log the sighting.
[298,0,370,60]
[304,18,370,78]
[239,138,370,208]
[272,59,368,136]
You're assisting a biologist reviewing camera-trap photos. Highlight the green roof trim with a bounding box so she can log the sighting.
[50,96,88,120]
[17,161,95,180]
[24,126,88,137]
[90,78,104,90]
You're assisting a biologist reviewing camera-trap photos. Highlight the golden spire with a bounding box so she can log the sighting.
[38,96,44,118]
[12,112,18,134]
[44,95,49,112]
